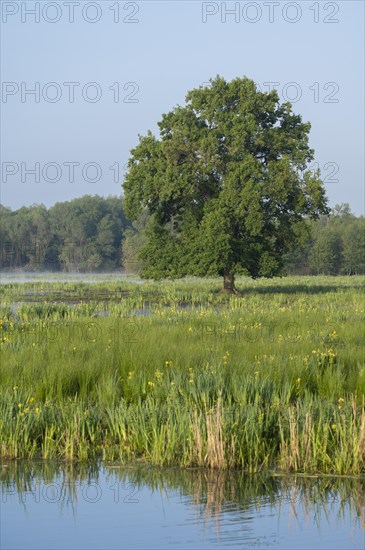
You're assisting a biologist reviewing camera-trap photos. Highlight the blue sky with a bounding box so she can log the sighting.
[1,0,364,213]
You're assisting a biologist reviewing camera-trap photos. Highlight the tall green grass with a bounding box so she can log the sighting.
[0,275,364,472]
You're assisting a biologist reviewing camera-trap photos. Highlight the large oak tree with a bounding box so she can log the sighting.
[123,76,328,292]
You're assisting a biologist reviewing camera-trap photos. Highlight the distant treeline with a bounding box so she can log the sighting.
[0,196,129,272]
[284,203,365,276]
[0,197,364,275]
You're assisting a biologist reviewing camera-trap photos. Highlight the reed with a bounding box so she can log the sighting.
[0,275,364,472]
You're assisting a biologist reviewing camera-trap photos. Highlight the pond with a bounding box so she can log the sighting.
[0,273,145,285]
[1,462,364,549]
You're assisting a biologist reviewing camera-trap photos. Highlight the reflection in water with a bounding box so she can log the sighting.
[1,461,364,549]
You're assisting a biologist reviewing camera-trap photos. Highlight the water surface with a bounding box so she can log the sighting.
[0,273,145,285]
[1,462,364,549]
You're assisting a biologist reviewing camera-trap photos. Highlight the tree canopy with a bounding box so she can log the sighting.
[123,76,328,291]
[1,198,363,276]
[0,195,128,272]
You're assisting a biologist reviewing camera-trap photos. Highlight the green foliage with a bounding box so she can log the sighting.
[2,197,362,277]
[284,204,365,275]
[0,204,55,269]
[121,208,149,273]
[309,224,343,275]
[123,76,328,282]
[0,195,129,272]
[0,275,364,472]
[341,217,365,275]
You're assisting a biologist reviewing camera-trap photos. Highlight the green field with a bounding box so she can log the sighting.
[0,275,364,473]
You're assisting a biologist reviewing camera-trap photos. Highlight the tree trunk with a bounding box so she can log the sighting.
[222,270,237,294]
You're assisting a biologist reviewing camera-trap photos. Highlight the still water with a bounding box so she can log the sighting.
[0,273,145,284]
[1,462,364,549]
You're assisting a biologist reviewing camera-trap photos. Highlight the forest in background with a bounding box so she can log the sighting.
[0,196,364,276]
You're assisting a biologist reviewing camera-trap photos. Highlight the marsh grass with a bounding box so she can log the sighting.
[0,275,364,472]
